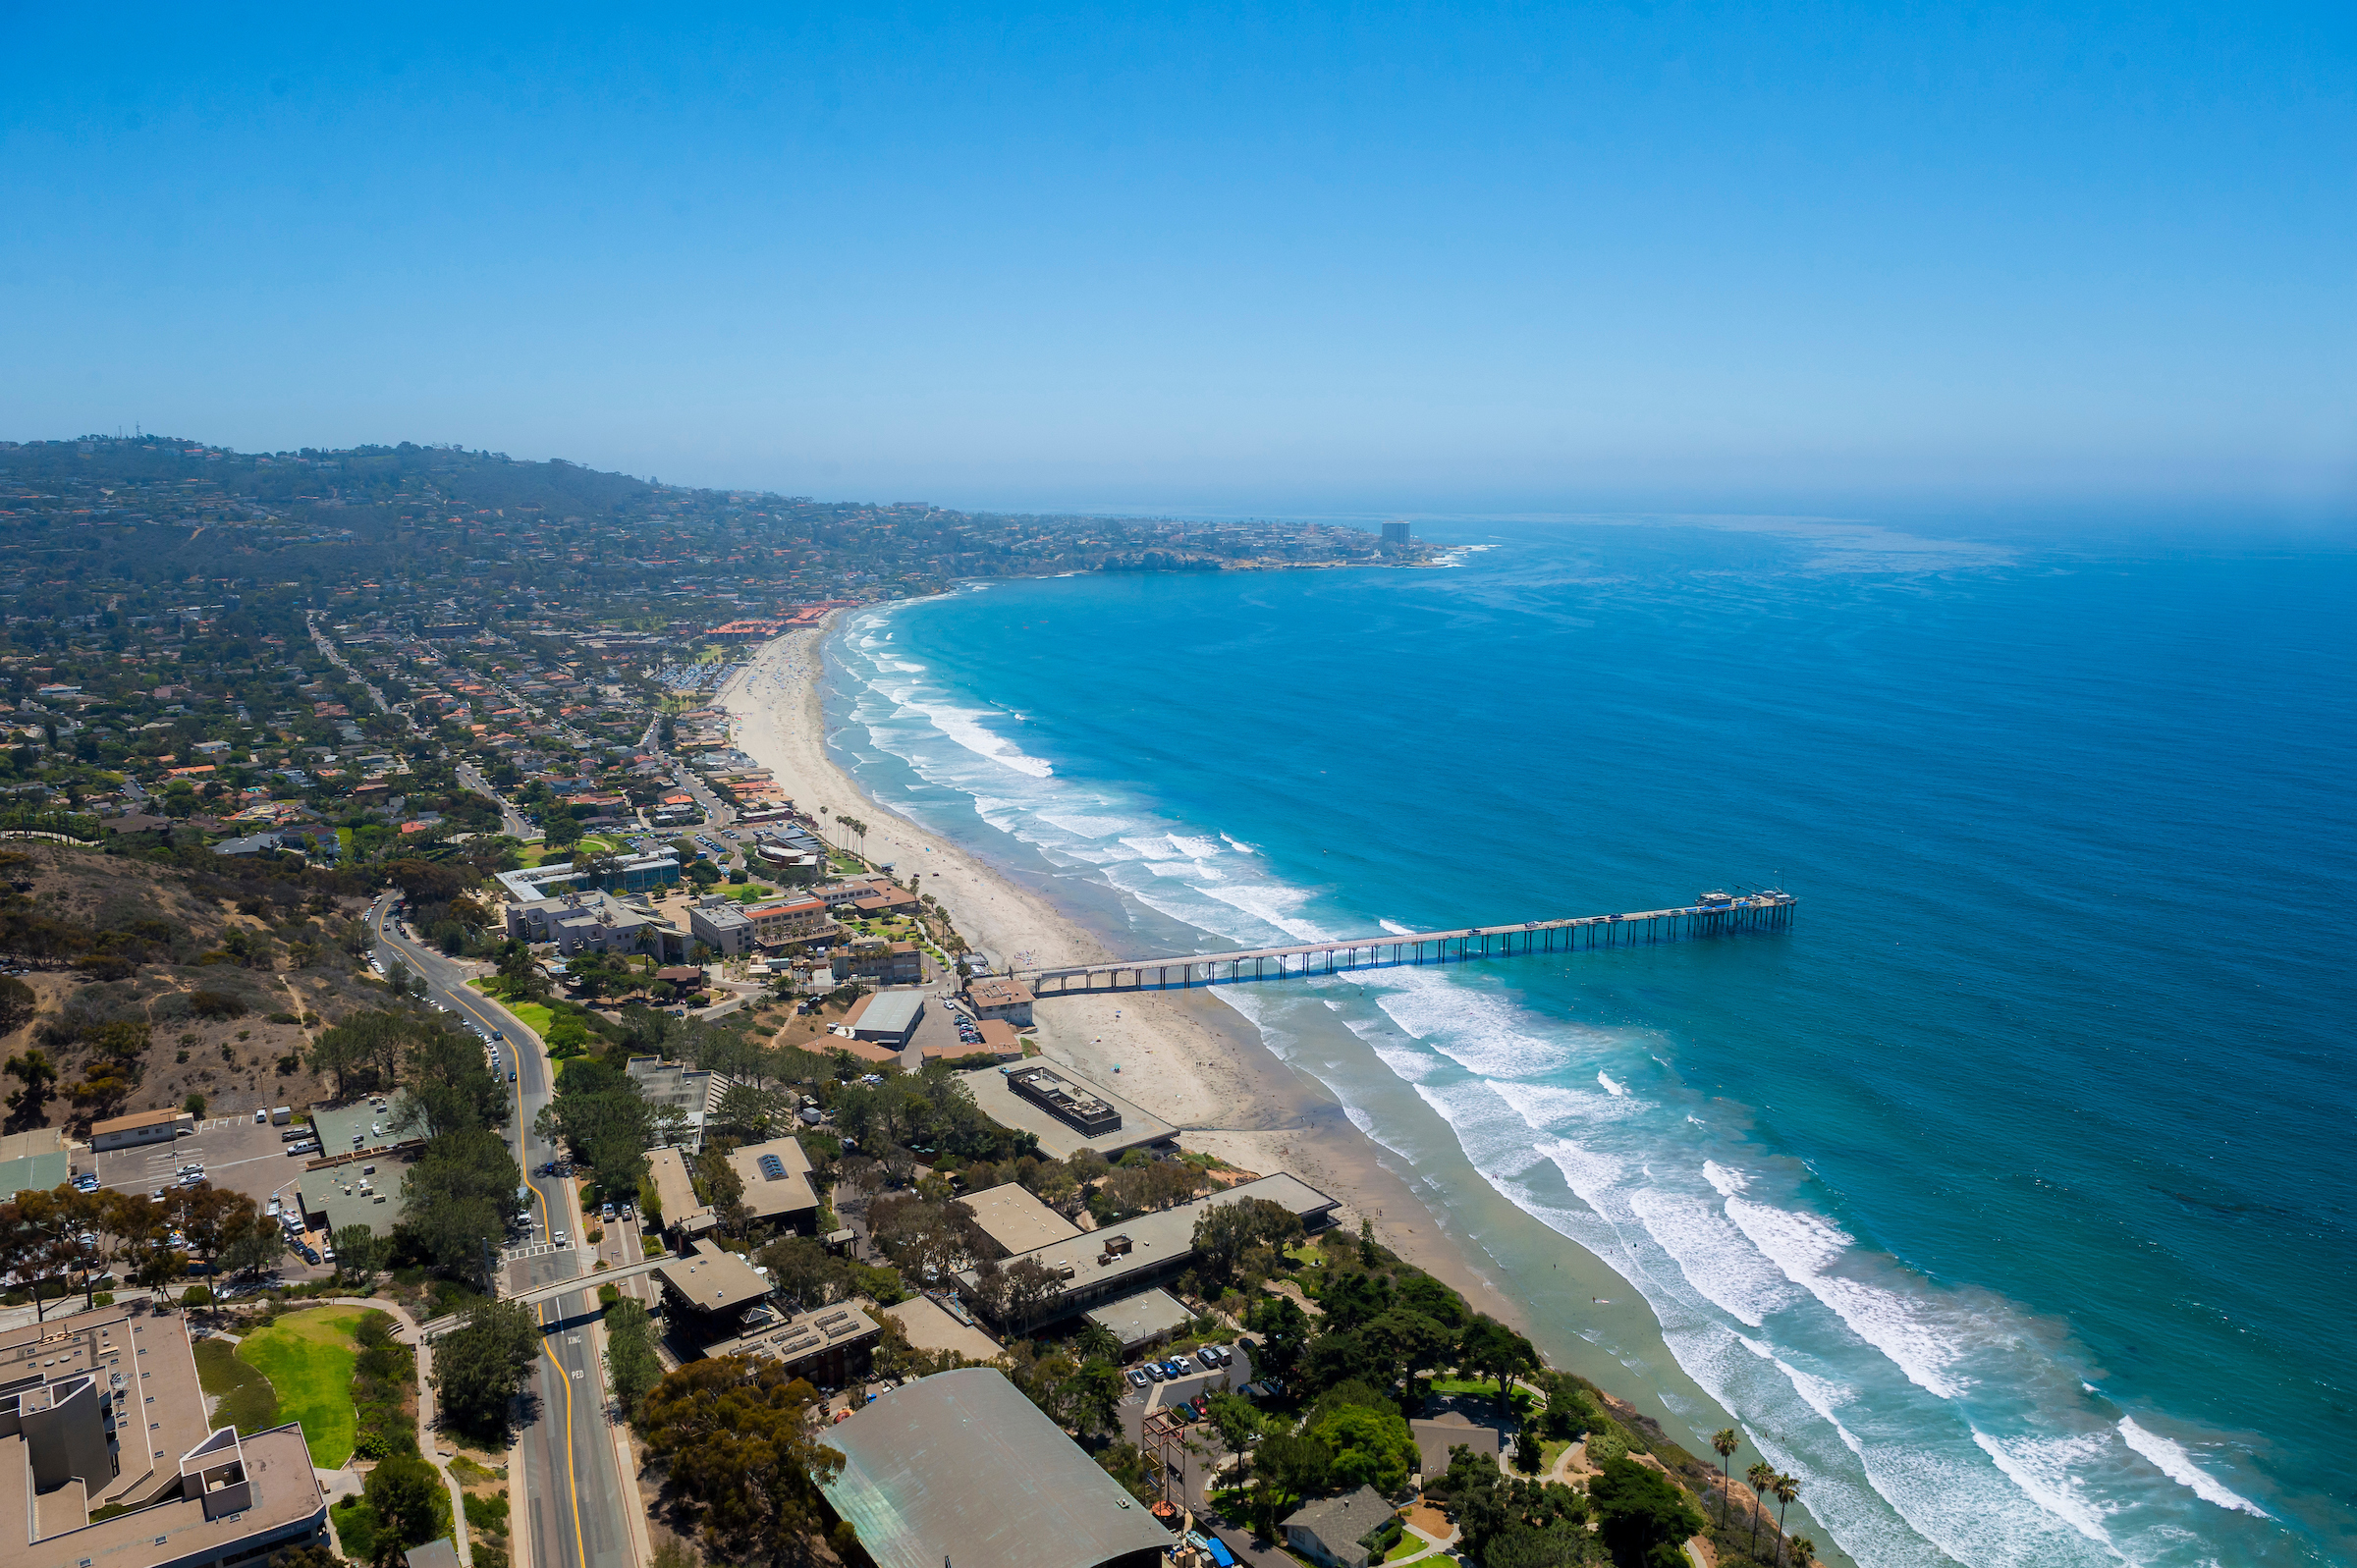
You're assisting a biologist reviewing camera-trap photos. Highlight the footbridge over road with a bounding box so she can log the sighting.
[419,1255,669,1338]
[1017,890,1796,997]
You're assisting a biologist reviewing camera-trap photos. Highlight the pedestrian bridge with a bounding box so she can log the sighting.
[419,1254,668,1337]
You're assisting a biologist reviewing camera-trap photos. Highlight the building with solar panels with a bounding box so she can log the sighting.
[722,1134,822,1234]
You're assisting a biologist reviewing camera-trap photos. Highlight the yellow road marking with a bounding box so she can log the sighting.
[376,903,586,1568]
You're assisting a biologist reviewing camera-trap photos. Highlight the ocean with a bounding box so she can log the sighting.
[814,516,2356,1566]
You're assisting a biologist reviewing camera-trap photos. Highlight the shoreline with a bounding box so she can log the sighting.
[714,619,1541,1336]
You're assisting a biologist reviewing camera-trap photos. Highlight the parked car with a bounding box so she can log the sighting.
[601,1202,617,1220]
[1168,1356,1194,1376]
[297,1244,321,1265]
[1196,1345,1226,1368]
[1142,1363,1168,1383]
[1126,1369,1151,1389]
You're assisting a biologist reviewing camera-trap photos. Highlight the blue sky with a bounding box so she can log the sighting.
[2,3,2350,516]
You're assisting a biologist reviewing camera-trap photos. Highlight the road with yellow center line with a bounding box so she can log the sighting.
[369,895,630,1568]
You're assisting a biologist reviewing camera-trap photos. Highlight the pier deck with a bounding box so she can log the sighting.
[1016,891,1795,996]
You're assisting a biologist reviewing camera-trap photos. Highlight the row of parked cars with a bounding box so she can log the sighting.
[1124,1341,1241,1389]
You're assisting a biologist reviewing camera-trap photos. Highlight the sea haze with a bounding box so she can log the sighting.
[817,518,2356,1567]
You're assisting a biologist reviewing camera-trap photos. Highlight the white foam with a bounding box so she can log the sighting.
[1727,1197,1969,1400]
[1166,834,1225,860]
[1703,1161,1749,1197]
[1379,918,1416,936]
[1970,1432,2120,1549]
[2116,1418,2269,1519]
[1629,1189,1802,1327]
[1599,1070,1630,1098]
[1219,833,1257,854]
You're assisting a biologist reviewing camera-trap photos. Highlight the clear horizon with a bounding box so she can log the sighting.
[3,4,2352,514]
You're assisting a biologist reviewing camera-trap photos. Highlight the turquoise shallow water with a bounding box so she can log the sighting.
[817,518,2356,1565]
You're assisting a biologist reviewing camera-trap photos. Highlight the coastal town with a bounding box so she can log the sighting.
[0,437,1813,1568]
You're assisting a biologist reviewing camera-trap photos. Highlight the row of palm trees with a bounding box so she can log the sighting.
[1711,1428,1815,1567]
[819,806,868,860]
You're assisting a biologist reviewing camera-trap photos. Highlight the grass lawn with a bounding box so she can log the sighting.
[237,1307,365,1466]
[466,980,555,1039]
[1385,1533,1430,1562]
[192,1337,279,1433]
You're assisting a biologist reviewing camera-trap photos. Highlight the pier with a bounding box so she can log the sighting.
[1017,889,1795,996]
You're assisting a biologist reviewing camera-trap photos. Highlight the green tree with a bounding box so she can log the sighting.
[362,1452,443,1551]
[1314,1402,1418,1493]
[1253,1431,1331,1533]
[1711,1429,1740,1527]
[3,1043,58,1127]
[1589,1454,1705,1568]
[1244,1292,1313,1381]
[603,1297,662,1416]
[1205,1388,1261,1479]
[1745,1462,1776,1556]
[399,1123,524,1279]
[400,1023,508,1139]
[1772,1474,1801,1566]
[637,1357,843,1567]
[431,1301,542,1441]
[1458,1315,1538,1415]
[1190,1196,1304,1291]
[497,939,550,1001]
[335,1223,388,1291]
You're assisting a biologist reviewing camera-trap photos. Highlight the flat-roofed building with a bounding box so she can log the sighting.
[703,1299,881,1385]
[1006,1064,1120,1136]
[493,856,681,902]
[88,1108,192,1152]
[961,977,1034,1027]
[655,1250,772,1336]
[957,1173,1339,1333]
[627,1056,728,1151]
[956,1064,1177,1162]
[294,1153,412,1238]
[843,990,924,1047]
[960,1182,1081,1258]
[0,1303,328,1568]
[820,1369,1169,1568]
[685,896,755,956]
[1083,1287,1194,1355]
[0,1127,70,1196]
[742,893,831,946]
[722,1136,821,1233]
[644,1146,717,1241]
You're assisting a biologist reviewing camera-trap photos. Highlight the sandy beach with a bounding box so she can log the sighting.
[716,620,1536,1331]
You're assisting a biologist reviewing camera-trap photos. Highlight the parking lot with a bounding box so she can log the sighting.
[88,1114,332,1279]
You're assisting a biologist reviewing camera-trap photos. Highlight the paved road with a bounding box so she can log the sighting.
[456,760,540,839]
[369,897,635,1568]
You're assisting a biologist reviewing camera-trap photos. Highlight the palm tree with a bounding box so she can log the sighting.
[1788,1536,1816,1568]
[1772,1474,1800,1566]
[1712,1429,1740,1527]
[1746,1462,1775,1556]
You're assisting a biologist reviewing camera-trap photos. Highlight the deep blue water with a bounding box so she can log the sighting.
[818,518,2356,1565]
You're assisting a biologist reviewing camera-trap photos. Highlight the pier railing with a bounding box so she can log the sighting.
[1016,891,1795,996]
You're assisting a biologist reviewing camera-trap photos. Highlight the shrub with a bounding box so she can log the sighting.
[188,990,248,1020]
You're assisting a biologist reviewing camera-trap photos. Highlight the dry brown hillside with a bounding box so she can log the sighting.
[0,840,403,1133]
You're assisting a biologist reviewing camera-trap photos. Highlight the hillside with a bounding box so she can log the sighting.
[0,838,396,1132]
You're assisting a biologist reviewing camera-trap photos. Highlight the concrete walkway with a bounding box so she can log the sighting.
[313,1296,475,1568]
